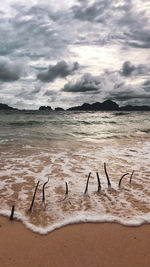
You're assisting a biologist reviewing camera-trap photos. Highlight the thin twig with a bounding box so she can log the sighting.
[29,181,40,213]
[62,182,69,201]
[119,173,129,187]
[42,178,49,203]
[130,170,134,184]
[10,205,15,221]
[104,163,111,188]
[96,172,101,192]
[84,172,91,194]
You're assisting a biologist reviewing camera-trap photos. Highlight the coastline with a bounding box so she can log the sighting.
[0,216,150,267]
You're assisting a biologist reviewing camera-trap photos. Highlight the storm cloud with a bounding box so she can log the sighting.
[72,0,150,49]
[120,61,148,77]
[0,58,23,82]
[0,0,149,109]
[142,79,150,92]
[37,61,79,82]
[62,73,101,93]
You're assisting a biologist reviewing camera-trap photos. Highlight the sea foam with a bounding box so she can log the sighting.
[0,111,150,234]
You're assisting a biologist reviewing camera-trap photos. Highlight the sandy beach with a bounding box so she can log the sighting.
[0,216,150,267]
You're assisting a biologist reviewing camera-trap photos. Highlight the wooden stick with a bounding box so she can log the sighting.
[84,172,91,194]
[130,170,134,184]
[10,205,15,221]
[62,182,69,201]
[42,178,49,203]
[96,172,101,192]
[118,173,129,187]
[29,181,40,213]
[104,163,111,188]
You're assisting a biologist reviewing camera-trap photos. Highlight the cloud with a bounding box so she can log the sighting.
[0,0,149,109]
[120,61,148,77]
[121,61,135,76]
[72,0,150,49]
[142,79,150,92]
[37,61,79,82]
[0,58,23,82]
[72,0,110,23]
[15,84,41,100]
[61,73,101,93]
[0,3,72,61]
[111,90,150,102]
[106,78,150,105]
[43,90,58,96]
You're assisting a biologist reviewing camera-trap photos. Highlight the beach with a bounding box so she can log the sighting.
[0,111,150,233]
[0,111,150,266]
[0,216,150,267]
[0,0,150,264]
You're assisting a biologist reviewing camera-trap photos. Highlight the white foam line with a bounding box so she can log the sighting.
[1,210,150,235]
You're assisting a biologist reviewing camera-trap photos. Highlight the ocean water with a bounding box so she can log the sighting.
[0,110,150,234]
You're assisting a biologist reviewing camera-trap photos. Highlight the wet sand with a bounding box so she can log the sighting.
[0,216,150,267]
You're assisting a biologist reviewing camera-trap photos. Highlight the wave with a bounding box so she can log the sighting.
[140,129,150,134]
[8,121,44,127]
[114,112,129,116]
[1,210,150,235]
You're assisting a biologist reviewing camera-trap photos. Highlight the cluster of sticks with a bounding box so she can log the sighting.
[9,163,134,221]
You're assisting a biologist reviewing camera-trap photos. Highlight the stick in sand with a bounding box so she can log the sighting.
[118,173,129,187]
[104,163,111,188]
[62,182,69,201]
[42,178,49,203]
[84,172,91,195]
[130,170,134,184]
[96,172,101,192]
[10,205,15,221]
[29,181,40,213]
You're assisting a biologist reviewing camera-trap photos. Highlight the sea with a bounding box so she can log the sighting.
[0,110,150,234]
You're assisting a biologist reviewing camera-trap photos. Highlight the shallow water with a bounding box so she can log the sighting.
[0,110,150,234]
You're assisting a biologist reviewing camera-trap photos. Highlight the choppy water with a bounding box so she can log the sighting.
[0,110,150,234]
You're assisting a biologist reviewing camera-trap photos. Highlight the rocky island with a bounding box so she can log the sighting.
[0,100,150,112]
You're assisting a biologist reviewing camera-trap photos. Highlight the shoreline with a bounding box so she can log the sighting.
[0,216,150,267]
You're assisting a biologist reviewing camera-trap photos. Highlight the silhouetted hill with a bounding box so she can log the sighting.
[67,100,150,111]
[1,101,150,112]
[55,107,64,111]
[67,100,119,111]
[39,106,52,111]
[120,105,150,111]
[0,103,17,110]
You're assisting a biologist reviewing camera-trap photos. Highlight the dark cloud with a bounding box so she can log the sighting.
[120,61,148,77]
[118,5,150,49]
[43,90,58,96]
[72,0,110,23]
[94,80,149,106]
[72,0,150,49]
[121,61,135,76]
[0,58,23,82]
[143,80,150,86]
[105,78,150,106]
[111,91,150,101]
[0,3,71,61]
[37,61,79,82]
[142,79,150,92]
[0,1,149,109]
[114,82,125,89]
[62,73,101,93]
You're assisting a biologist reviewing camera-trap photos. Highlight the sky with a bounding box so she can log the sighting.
[0,0,150,109]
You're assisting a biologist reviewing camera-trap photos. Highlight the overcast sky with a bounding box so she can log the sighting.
[0,0,150,109]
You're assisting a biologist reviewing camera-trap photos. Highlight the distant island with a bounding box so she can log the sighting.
[66,100,150,111]
[67,100,119,111]
[0,103,17,110]
[1,100,150,111]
